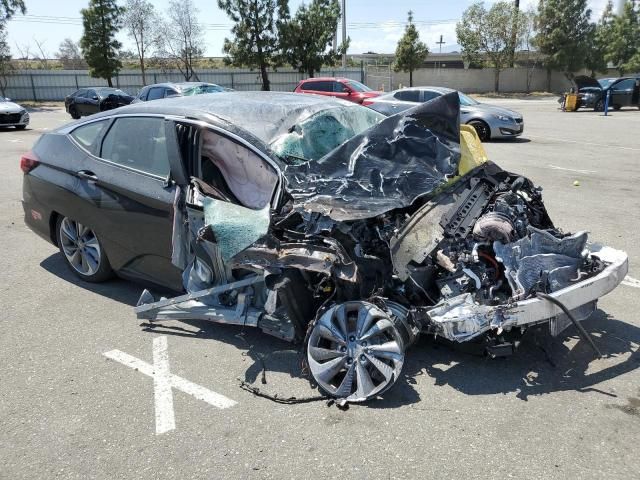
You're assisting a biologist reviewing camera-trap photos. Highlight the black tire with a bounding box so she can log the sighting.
[594,99,604,112]
[15,125,26,130]
[468,120,490,142]
[56,215,113,282]
[69,106,81,119]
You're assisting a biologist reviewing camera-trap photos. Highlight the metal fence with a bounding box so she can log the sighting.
[3,67,365,101]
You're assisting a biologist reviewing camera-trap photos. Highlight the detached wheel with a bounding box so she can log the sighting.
[468,120,490,142]
[307,301,405,402]
[56,216,113,282]
[69,106,80,119]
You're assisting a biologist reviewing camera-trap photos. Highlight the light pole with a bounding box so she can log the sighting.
[341,0,347,68]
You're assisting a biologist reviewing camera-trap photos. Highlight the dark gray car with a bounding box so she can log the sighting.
[364,86,524,141]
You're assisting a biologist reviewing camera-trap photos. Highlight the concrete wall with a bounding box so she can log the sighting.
[2,67,364,101]
[365,66,581,93]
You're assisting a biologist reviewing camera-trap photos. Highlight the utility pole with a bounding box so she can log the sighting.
[509,0,520,67]
[436,35,445,70]
[341,0,347,68]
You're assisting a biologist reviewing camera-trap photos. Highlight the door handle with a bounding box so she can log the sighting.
[77,170,98,182]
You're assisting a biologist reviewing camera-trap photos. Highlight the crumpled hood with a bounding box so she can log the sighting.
[283,92,461,221]
[467,103,521,118]
[0,101,24,113]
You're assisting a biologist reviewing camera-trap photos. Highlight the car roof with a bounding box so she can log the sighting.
[143,82,220,90]
[73,91,359,149]
[300,77,353,83]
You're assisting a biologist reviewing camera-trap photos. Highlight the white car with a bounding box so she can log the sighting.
[0,97,29,130]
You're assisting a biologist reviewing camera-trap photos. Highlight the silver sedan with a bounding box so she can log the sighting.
[364,87,524,141]
[0,97,29,130]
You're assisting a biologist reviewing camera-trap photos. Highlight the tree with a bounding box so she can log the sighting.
[123,0,160,85]
[394,11,429,87]
[280,0,347,78]
[535,0,593,80]
[520,8,543,92]
[456,1,522,92]
[0,22,12,97]
[80,0,124,86]
[56,38,85,69]
[218,0,289,91]
[156,0,204,81]
[583,1,614,77]
[606,0,640,75]
[0,0,25,21]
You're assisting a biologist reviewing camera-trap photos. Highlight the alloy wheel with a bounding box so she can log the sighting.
[307,301,405,402]
[59,217,101,277]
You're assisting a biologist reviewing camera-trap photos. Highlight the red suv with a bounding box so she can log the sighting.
[294,77,381,104]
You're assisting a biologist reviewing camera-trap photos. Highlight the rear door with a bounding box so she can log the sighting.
[71,114,183,290]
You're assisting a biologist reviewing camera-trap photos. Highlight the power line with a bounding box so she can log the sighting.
[8,14,460,30]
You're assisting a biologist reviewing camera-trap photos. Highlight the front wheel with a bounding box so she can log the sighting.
[69,106,81,119]
[468,120,490,142]
[56,216,113,282]
[594,99,604,112]
[306,301,406,402]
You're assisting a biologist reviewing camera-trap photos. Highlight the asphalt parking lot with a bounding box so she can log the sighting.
[1,99,639,479]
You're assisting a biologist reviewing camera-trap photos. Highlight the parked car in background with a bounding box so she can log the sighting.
[363,86,524,141]
[64,88,134,119]
[0,97,29,129]
[132,82,229,103]
[294,77,381,104]
[571,75,640,111]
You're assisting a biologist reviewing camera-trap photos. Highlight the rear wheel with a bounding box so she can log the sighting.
[56,216,113,282]
[613,104,622,111]
[468,120,490,142]
[69,105,80,119]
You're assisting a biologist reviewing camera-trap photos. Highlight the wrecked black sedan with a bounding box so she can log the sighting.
[23,92,628,402]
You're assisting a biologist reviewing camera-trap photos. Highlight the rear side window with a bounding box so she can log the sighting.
[147,87,165,101]
[71,120,110,156]
[394,90,420,102]
[303,81,331,92]
[100,117,170,177]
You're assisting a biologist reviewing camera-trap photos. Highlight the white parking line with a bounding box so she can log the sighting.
[548,164,596,175]
[535,136,640,152]
[104,336,237,435]
[622,276,640,289]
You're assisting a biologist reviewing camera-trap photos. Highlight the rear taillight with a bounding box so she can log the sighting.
[20,151,39,174]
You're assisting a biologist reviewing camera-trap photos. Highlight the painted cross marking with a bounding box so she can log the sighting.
[104,336,237,434]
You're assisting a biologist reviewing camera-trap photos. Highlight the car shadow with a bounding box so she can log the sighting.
[139,305,639,409]
[489,137,531,144]
[40,253,142,306]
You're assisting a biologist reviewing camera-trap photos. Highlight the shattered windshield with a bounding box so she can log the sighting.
[269,105,384,164]
[183,84,225,96]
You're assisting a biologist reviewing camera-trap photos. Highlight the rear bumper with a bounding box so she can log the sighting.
[427,245,628,342]
[22,175,56,246]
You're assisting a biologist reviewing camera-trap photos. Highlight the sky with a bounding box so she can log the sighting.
[5,0,613,58]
